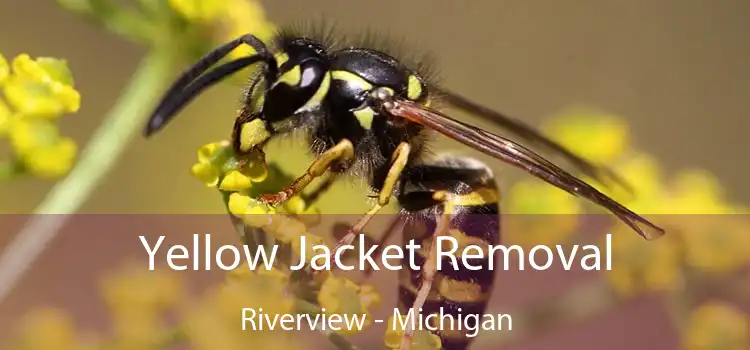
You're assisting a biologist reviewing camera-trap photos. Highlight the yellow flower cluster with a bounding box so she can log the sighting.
[3,308,89,350]
[317,275,382,334]
[185,268,301,350]
[189,140,383,341]
[604,225,683,297]
[0,53,80,179]
[190,140,268,190]
[168,0,277,59]
[684,301,748,350]
[100,264,184,348]
[2,263,308,350]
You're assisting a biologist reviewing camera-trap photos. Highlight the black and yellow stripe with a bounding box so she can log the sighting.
[396,156,500,350]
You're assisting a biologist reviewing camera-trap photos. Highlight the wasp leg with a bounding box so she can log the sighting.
[260,139,355,204]
[400,195,454,350]
[330,142,412,252]
[301,172,341,209]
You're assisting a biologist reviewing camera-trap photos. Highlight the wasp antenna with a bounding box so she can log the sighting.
[145,56,268,136]
[434,86,635,195]
[144,34,276,137]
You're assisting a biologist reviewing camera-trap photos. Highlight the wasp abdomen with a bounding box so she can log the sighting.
[397,156,500,350]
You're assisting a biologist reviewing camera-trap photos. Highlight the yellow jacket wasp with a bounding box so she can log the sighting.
[144,25,665,350]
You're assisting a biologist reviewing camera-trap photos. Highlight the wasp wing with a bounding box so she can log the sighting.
[433,87,632,194]
[384,98,665,240]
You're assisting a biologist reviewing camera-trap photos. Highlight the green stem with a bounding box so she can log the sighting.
[0,50,173,303]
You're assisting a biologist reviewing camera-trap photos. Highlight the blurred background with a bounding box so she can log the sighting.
[0,0,748,349]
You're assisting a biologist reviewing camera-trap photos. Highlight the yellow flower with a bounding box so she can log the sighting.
[99,264,184,348]
[505,179,582,247]
[101,263,183,313]
[227,191,315,246]
[227,192,253,216]
[227,192,278,227]
[384,315,442,350]
[191,141,228,187]
[0,53,8,85]
[4,54,80,118]
[604,226,682,297]
[168,0,226,23]
[255,267,291,285]
[680,215,750,273]
[358,284,382,311]
[0,98,12,135]
[665,169,732,214]
[184,271,298,350]
[542,108,631,164]
[219,170,252,191]
[507,179,583,215]
[190,141,267,189]
[7,118,78,178]
[11,308,80,350]
[283,195,307,214]
[24,137,77,178]
[219,0,277,60]
[684,301,748,350]
[191,162,220,187]
[317,275,377,334]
